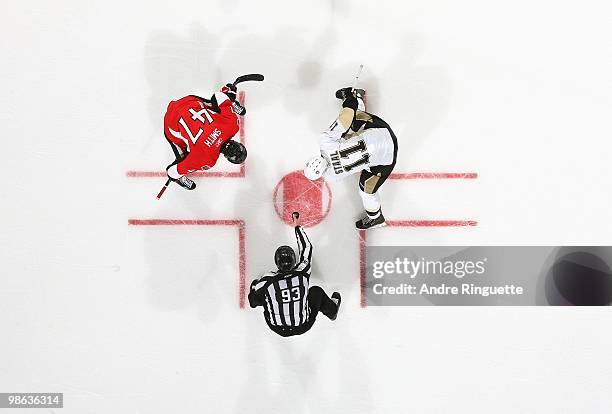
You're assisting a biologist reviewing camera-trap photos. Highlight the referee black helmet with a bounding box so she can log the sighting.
[274,245,296,272]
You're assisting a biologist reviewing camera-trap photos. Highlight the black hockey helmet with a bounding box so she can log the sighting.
[275,245,296,272]
[220,140,247,164]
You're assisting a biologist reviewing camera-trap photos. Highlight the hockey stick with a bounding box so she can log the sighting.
[231,73,264,87]
[351,64,364,89]
[335,65,364,100]
[156,178,171,200]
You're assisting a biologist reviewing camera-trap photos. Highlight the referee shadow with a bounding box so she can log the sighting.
[234,296,376,413]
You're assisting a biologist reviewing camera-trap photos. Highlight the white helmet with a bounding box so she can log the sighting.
[304,155,329,180]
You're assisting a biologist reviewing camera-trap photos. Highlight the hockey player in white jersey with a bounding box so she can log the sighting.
[304,87,399,230]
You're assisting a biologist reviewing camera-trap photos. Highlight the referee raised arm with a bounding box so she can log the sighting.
[248,212,341,337]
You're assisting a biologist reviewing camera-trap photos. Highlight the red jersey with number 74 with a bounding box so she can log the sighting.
[164,92,240,175]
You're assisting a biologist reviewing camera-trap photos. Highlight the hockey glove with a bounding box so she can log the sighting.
[335,87,365,100]
[231,100,246,116]
[221,83,238,101]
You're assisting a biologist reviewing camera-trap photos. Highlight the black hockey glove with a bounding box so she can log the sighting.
[221,83,238,101]
[335,87,365,101]
[335,87,353,100]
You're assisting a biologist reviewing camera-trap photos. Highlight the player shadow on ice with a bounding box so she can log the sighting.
[144,23,333,133]
[139,153,280,321]
[235,301,377,414]
[362,33,452,156]
[144,25,225,148]
[213,25,453,153]
[139,213,227,322]
[145,23,451,139]
[144,24,452,197]
[213,24,341,134]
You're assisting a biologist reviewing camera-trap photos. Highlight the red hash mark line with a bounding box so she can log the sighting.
[126,91,247,179]
[390,172,478,180]
[358,220,477,307]
[128,219,247,309]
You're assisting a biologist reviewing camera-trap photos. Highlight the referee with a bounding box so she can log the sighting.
[248,212,341,337]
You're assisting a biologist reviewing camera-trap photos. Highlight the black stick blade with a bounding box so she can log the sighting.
[233,74,264,85]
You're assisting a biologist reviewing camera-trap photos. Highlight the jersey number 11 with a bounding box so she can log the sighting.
[340,139,370,172]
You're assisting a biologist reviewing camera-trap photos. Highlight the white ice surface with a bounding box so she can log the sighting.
[1,0,612,413]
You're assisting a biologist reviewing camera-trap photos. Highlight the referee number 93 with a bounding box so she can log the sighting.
[281,287,301,303]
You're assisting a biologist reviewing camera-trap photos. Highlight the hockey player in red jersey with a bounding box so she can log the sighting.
[163,83,248,190]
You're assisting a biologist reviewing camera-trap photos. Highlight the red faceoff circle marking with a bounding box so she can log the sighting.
[273,171,332,227]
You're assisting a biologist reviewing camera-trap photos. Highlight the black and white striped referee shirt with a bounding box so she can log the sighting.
[248,226,313,328]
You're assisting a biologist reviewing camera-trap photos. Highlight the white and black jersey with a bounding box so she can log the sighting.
[319,101,398,183]
[249,226,313,329]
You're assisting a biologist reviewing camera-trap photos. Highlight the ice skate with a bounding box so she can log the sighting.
[355,211,387,230]
[175,175,196,190]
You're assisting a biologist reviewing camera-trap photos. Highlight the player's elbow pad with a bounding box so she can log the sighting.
[248,291,262,308]
[249,292,258,308]
[338,107,356,131]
